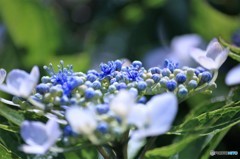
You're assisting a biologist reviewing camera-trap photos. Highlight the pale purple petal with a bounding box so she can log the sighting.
[127,104,148,128]
[206,38,218,52]
[0,69,6,84]
[225,64,240,86]
[190,48,206,62]
[197,56,217,70]
[6,69,29,93]
[21,121,48,146]
[20,145,47,154]
[206,39,223,59]
[0,84,19,96]
[66,106,97,135]
[215,48,229,69]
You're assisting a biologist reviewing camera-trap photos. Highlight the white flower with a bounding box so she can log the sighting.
[225,64,240,86]
[0,68,6,84]
[110,90,136,118]
[190,38,229,70]
[20,118,61,154]
[128,93,178,140]
[0,66,39,98]
[66,106,97,135]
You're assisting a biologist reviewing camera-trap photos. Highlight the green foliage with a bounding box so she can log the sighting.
[0,104,24,126]
[190,0,240,41]
[0,0,60,65]
[218,37,240,62]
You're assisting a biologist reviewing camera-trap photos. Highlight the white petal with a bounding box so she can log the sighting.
[171,34,202,55]
[66,106,97,135]
[110,90,135,117]
[0,84,19,96]
[127,104,148,128]
[214,48,229,69]
[21,121,48,146]
[20,145,47,154]
[206,39,223,60]
[206,38,218,52]
[147,93,178,133]
[127,138,146,159]
[197,56,217,70]
[19,78,36,97]
[30,66,40,84]
[6,69,29,92]
[225,64,240,86]
[190,48,206,62]
[0,69,6,84]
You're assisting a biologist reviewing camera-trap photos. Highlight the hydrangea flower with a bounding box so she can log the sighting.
[128,93,178,140]
[20,118,61,154]
[0,66,39,98]
[225,64,240,86]
[66,106,97,136]
[0,68,6,84]
[190,38,229,70]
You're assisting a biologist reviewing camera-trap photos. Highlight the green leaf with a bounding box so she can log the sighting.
[0,0,60,65]
[170,106,240,135]
[0,142,21,159]
[200,128,230,159]
[0,124,18,133]
[145,136,198,158]
[190,0,240,41]
[0,104,24,126]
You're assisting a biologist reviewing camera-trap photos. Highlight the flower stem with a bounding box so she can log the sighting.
[0,98,20,107]
[138,137,157,159]
[97,146,111,159]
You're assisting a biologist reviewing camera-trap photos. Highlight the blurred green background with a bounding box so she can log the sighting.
[0,0,240,155]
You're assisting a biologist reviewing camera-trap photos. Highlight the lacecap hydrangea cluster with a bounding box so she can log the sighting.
[14,60,215,141]
[28,59,215,108]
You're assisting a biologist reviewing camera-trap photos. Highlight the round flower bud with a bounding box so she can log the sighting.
[85,88,95,99]
[137,81,147,91]
[162,68,171,77]
[188,80,198,89]
[176,73,187,84]
[92,81,101,89]
[200,71,212,83]
[97,122,109,134]
[132,61,142,70]
[96,104,110,114]
[166,80,177,91]
[178,87,188,98]
[36,83,50,94]
[152,74,160,83]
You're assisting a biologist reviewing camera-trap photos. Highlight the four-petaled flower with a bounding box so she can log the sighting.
[20,118,61,154]
[190,38,229,70]
[0,66,39,98]
[128,93,178,139]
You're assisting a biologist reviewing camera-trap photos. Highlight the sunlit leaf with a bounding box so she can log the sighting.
[0,104,24,126]
[190,0,240,41]
[0,0,60,65]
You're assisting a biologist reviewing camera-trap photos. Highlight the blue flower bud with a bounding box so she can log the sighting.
[87,74,97,82]
[162,68,171,77]
[166,80,177,91]
[108,85,116,93]
[149,67,161,74]
[85,88,95,99]
[176,73,187,84]
[60,95,69,105]
[129,88,138,96]
[87,69,99,77]
[160,77,169,87]
[146,79,154,87]
[110,78,117,84]
[96,104,109,114]
[92,81,101,89]
[132,61,142,70]
[188,80,198,89]
[36,83,50,94]
[116,82,127,90]
[178,87,188,98]
[85,81,93,87]
[97,122,109,134]
[137,81,147,91]
[41,76,51,83]
[201,71,212,83]
[138,96,147,104]
[114,60,122,71]
[152,74,160,83]
[64,125,74,136]
[196,67,205,73]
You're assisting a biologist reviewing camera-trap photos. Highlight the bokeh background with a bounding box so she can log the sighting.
[0,0,239,156]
